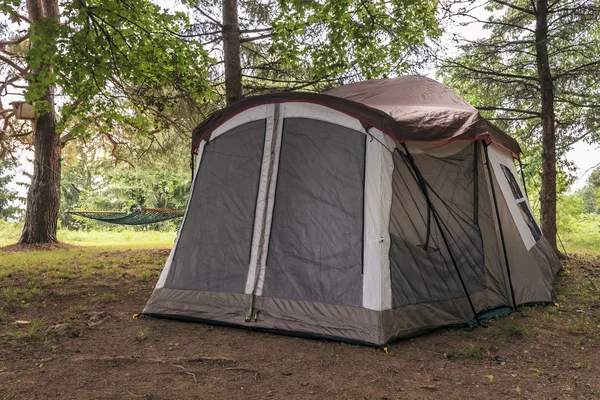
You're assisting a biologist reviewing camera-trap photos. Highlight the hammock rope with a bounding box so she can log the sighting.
[67,207,185,225]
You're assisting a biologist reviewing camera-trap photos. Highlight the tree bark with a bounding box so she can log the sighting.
[19,0,61,244]
[534,0,560,255]
[222,0,242,105]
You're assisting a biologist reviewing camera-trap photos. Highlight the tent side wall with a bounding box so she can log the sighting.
[484,144,562,305]
[380,142,490,342]
[144,102,393,344]
[377,141,560,343]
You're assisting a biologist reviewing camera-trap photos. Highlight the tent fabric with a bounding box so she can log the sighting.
[475,142,513,309]
[146,78,560,346]
[485,144,562,305]
[244,105,279,295]
[144,287,490,345]
[487,145,541,250]
[388,144,486,310]
[363,127,396,310]
[262,118,365,307]
[251,105,283,297]
[155,140,208,289]
[191,76,520,157]
[163,120,266,293]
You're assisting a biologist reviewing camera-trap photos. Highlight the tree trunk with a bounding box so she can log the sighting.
[534,0,559,255]
[222,0,242,105]
[19,0,61,244]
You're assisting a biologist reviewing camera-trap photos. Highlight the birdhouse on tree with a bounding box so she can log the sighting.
[10,101,37,120]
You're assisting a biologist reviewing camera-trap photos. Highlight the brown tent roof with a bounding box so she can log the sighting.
[192,75,520,156]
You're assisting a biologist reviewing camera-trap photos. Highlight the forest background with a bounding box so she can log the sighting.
[0,0,598,254]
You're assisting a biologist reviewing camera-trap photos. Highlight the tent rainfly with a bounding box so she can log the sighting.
[143,76,561,345]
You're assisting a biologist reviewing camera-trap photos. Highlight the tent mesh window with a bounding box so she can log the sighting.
[164,119,267,293]
[388,143,486,309]
[262,118,366,307]
[499,164,542,242]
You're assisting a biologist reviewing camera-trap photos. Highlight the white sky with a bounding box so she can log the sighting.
[3,2,599,199]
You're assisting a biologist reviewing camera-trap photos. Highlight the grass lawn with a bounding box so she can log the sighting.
[559,214,600,257]
[1,227,600,399]
[0,222,176,249]
[57,229,177,249]
[561,232,600,258]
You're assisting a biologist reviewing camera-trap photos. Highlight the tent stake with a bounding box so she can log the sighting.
[401,144,482,327]
[483,144,518,310]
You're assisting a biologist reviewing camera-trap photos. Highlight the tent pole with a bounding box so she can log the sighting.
[400,144,482,327]
[473,142,479,226]
[430,206,482,327]
[483,143,518,310]
[395,148,432,250]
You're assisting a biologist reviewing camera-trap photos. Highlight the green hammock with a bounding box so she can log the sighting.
[67,208,185,225]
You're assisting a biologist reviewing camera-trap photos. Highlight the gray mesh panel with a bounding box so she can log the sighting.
[263,118,365,306]
[165,119,266,293]
[389,144,486,308]
[262,118,365,307]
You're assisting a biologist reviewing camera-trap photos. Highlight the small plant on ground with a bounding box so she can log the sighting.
[505,323,529,337]
[102,293,115,302]
[138,272,150,281]
[574,360,589,370]
[456,344,487,360]
[532,369,545,378]
[136,327,150,341]
[76,305,89,313]
[567,314,590,334]
[4,319,44,341]
[135,327,150,340]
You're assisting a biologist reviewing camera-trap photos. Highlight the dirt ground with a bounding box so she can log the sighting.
[1,248,600,399]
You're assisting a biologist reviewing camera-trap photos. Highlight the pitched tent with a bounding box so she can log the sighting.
[143,76,561,345]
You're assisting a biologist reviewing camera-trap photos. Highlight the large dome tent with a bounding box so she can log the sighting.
[143,76,561,345]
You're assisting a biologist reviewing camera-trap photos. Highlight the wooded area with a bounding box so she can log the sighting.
[0,0,597,251]
[1,2,600,399]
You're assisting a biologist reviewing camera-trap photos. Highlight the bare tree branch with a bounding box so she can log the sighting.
[0,33,29,46]
[0,54,27,74]
[554,98,600,109]
[60,132,76,147]
[454,12,535,33]
[240,33,275,43]
[477,106,542,116]
[240,27,272,34]
[193,6,222,27]
[443,59,539,81]
[554,60,600,80]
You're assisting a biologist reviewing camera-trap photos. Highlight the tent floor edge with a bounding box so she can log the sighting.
[470,301,557,325]
[142,313,382,347]
[141,300,557,346]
